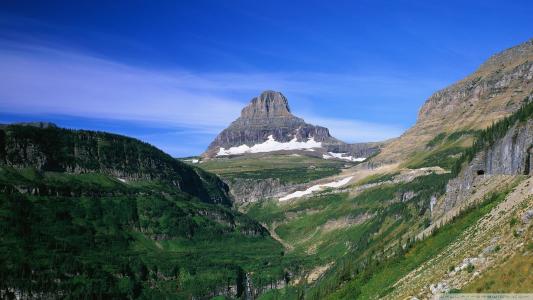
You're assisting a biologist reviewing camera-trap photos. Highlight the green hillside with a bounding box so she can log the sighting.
[0,125,286,299]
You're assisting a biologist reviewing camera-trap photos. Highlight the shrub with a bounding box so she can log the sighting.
[466,264,475,273]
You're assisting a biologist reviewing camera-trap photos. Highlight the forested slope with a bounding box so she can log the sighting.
[0,124,286,299]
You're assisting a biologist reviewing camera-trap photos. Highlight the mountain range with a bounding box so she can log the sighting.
[1,39,532,299]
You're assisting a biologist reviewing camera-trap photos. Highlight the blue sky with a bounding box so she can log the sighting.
[0,1,532,157]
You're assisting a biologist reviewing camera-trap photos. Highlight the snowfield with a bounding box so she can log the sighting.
[322,152,366,162]
[216,135,322,156]
[279,176,353,201]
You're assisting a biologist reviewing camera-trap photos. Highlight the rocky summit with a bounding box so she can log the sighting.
[203,90,381,160]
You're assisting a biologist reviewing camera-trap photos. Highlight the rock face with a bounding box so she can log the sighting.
[203,90,381,158]
[483,120,533,175]
[434,118,533,220]
[375,38,533,164]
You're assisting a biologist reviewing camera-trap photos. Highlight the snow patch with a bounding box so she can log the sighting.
[117,178,127,183]
[183,158,200,164]
[217,135,322,156]
[322,152,366,162]
[279,176,353,201]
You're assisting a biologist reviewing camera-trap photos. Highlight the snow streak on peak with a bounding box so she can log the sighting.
[216,135,322,156]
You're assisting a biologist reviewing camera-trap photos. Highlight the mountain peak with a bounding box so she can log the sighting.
[240,90,292,120]
[203,90,381,158]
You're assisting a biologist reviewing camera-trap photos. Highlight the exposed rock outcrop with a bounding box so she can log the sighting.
[227,177,302,204]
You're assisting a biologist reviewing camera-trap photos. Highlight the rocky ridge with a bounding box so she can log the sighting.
[375,38,533,164]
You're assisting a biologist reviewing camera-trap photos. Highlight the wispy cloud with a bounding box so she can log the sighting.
[0,39,441,154]
[0,41,248,133]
